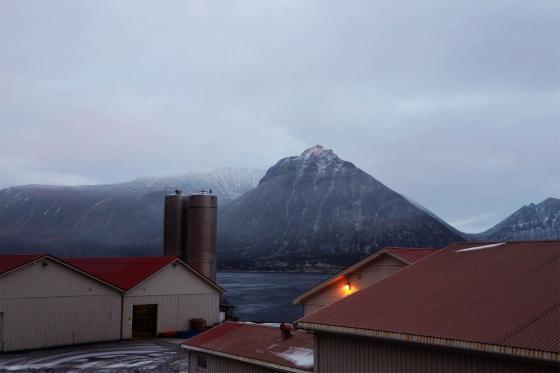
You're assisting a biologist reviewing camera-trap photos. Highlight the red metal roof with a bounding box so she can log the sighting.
[64,256,177,291]
[1,254,223,293]
[0,254,47,275]
[182,322,314,372]
[299,241,560,356]
[387,247,439,263]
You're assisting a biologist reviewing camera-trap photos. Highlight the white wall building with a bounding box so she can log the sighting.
[0,254,223,352]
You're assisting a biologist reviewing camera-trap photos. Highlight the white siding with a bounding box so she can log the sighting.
[301,254,406,316]
[0,258,121,351]
[122,264,220,339]
[0,296,121,351]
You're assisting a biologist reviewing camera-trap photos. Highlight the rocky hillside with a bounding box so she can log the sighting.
[217,146,464,268]
[0,168,263,256]
[471,198,560,241]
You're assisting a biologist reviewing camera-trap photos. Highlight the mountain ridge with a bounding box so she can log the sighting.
[470,197,560,241]
[1,148,557,269]
[0,168,264,256]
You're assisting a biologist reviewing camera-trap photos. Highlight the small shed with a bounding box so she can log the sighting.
[181,322,314,373]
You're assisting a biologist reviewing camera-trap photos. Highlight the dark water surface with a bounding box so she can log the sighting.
[217,272,331,322]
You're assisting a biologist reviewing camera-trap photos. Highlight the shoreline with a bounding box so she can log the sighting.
[218,269,338,274]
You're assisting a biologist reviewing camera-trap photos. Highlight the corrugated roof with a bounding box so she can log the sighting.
[0,253,47,275]
[64,256,179,291]
[0,253,223,293]
[293,247,438,304]
[298,241,560,358]
[182,322,314,372]
[386,247,440,263]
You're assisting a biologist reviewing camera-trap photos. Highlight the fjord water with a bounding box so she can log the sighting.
[217,272,331,322]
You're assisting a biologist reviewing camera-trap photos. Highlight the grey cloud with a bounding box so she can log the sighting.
[1,0,559,232]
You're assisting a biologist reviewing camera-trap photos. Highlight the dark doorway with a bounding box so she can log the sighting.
[132,304,158,338]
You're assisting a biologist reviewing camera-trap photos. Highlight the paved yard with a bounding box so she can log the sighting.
[0,339,189,372]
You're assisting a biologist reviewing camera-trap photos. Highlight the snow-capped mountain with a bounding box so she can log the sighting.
[471,198,560,241]
[217,145,463,267]
[2,148,556,267]
[0,168,264,256]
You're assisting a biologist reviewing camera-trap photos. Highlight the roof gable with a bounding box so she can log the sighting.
[298,241,560,360]
[64,256,176,291]
[0,253,48,275]
[65,256,224,293]
[1,254,223,293]
[0,255,122,297]
[0,254,124,292]
[293,247,438,304]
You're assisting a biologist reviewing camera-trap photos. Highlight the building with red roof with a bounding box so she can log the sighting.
[182,322,314,373]
[0,253,48,275]
[293,247,438,316]
[297,241,560,372]
[0,254,223,351]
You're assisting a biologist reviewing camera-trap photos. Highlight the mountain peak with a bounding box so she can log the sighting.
[539,197,559,206]
[301,145,332,157]
[219,146,463,264]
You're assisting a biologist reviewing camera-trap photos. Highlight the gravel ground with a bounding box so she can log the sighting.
[0,339,189,372]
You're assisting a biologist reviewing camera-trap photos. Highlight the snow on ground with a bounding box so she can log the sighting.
[0,339,189,372]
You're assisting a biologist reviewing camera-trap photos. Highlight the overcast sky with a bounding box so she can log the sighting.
[1,0,559,232]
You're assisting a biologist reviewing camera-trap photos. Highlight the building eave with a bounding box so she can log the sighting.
[125,258,224,294]
[0,254,49,278]
[0,254,124,293]
[296,321,560,363]
[181,344,312,373]
[176,258,225,293]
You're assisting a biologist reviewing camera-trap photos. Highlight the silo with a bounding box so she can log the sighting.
[185,193,217,281]
[163,190,187,261]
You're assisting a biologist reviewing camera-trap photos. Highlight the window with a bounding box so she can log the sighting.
[197,354,208,369]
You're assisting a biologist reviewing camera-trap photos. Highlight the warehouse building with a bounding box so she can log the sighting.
[0,254,223,351]
[0,191,224,352]
[182,322,314,373]
[293,247,438,316]
[297,241,560,372]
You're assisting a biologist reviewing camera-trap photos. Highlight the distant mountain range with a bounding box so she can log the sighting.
[0,146,557,269]
[0,168,263,256]
[470,197,560,241]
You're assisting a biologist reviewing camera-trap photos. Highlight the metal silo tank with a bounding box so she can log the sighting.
[185,193,217,281]
[163,190,187,261]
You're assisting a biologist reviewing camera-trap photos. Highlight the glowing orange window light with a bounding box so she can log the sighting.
[343,282,352,295]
